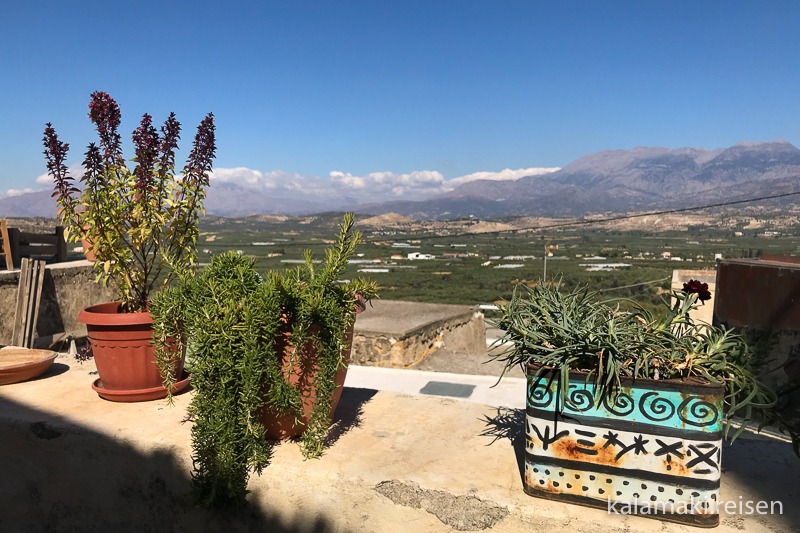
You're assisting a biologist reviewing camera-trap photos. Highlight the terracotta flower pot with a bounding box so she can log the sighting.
[258,322,355,440]
[80,224,96,262]
[78,302,187,401]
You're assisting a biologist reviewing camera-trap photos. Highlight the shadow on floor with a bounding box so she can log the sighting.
[722,437,800,531]
[0,395,339,532]
[480,406,526,487]
[324,386,378,449]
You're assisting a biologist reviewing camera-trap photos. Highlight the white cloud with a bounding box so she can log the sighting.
[444,167,560,190]
[210,167,304,189]
[329,170,446,199]
[0,187,39,199]
[35,163,85,186]
[205,165,558,204]
[8,164,559,205]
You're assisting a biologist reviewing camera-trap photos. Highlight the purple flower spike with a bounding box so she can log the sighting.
[184,113,216,183]
[158,112,181,176]
[43,123,77,200]
[133,113,159,193]
[88,91,122,163]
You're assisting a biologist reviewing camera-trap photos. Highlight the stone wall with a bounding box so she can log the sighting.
[351,300,486,368]
[0,260,116,345]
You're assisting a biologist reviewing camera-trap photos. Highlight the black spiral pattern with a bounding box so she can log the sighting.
[602,390,635,417]
[639,391,677,422]
[527,380,554,408]
[565,386,595,412]
[677,397,720,427]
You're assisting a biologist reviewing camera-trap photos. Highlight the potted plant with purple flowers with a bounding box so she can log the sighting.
[43,91,216,401]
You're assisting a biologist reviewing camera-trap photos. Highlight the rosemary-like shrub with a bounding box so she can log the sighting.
[491,282,797,443]
[151,213,378,508]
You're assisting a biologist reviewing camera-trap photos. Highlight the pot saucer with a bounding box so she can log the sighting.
[92,371,191,402]
[0,347,58,385]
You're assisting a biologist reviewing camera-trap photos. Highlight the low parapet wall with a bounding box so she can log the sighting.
[352,300,486,368]
[0,266,487,368]
[0,260,115,345]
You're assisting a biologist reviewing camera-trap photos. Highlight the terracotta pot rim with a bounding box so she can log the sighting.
[78,302,153,326]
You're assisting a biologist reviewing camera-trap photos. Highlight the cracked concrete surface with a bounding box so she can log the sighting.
[375,480,509,530]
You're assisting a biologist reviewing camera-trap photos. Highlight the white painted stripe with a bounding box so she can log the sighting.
[526,416,721,483]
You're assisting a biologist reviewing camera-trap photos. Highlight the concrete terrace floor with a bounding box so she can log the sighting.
[1,350,799,532]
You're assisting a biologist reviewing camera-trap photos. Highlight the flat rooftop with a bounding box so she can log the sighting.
[1,353,798,532]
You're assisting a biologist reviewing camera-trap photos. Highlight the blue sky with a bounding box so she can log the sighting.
[1,1,799,203]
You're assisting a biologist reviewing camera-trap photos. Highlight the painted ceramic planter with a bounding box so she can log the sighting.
[524,365,724,528]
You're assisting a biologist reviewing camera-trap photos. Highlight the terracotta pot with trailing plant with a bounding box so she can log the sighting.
[491,280,799,528]
[150,213,378,508]
[44,91,216,402]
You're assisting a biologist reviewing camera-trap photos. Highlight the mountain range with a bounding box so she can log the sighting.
[4,141,800,220]
[354,141,800,219]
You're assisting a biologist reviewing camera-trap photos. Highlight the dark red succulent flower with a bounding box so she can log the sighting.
[682,279,712,302]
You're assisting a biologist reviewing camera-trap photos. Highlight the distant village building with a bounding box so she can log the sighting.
[662,251,671,259]
[407,252,435,260]
[579,263,631,271]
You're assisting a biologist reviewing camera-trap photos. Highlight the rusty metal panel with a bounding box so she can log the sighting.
[715,258,800,329]
[524,370,724,527]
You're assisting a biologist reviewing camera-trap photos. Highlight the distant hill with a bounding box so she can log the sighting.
[0,190,58,217]
[6,141,800,220]
[354,141,800,219]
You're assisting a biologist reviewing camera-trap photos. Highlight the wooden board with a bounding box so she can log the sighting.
[11,258,46,348]
[0,220,12,271]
